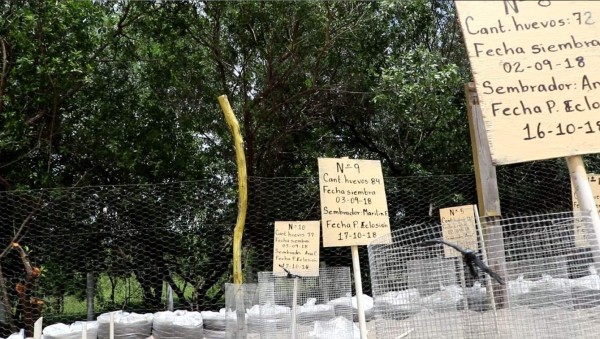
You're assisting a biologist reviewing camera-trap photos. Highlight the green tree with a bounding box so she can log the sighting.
[332,0,472,176]
[0,0,480,328]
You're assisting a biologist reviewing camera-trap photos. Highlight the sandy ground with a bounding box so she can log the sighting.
[370,306,600,339]
[105,302,600,339]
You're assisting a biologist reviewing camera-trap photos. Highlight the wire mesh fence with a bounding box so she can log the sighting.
[368,212,600,339]
[0,158,599,337]
[255,267,353,339]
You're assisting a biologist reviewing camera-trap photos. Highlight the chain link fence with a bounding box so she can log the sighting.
[0,158,599,336]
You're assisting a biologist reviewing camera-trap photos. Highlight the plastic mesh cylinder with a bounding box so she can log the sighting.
[225,283,260,338]
[257,267,354,339]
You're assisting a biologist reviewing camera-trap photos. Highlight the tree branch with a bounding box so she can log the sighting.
[335,116,403,175]
[0,37,9,114]
[0,205,41,261]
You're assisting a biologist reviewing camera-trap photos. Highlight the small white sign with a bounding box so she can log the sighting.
[439,204,478,257]
[273,221,320,277]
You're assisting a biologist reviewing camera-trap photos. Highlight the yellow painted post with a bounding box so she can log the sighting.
[218,95,248,284]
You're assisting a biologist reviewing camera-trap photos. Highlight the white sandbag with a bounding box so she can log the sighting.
[202,328,227,339]
[200,309,235,331]
[375,288,421,318]
[97,311,153,339]
[309,316,358,339]
[327,294,374,322]
[421,284,463,312]
[245,305,262,333]
[297,299,335,325]
[43,321,99,339]
[5,329,25,339]
[258,303,291,330]
[571,266,600,290]
[151,310,203,339]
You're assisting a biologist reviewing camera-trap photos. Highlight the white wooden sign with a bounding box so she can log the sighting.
[273,221,320,277]
[318,158,391,247]
[455,1,600,165]
[439,204,478,257]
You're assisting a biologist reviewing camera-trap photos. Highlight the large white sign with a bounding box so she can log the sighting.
[318,158,391,247]
[455,1,600,165]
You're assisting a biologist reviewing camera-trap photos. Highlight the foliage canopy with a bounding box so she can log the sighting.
[0,0,474,330]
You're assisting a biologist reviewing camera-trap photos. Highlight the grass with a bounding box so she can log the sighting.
[41,273,196,324]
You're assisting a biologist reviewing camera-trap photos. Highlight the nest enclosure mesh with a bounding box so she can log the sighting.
[368,212,600,339]
[2,159,600,336]
[256,267,354,339]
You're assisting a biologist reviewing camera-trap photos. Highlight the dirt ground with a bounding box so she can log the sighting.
[136,304,600,339]
[369,306,600,339]
[221,306,600,339]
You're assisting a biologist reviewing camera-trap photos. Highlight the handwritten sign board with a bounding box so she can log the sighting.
[318,158,391,247]
[455,1,600,165]
[572,174,600,247]
[273,221,320,277]
[439,205,478,257]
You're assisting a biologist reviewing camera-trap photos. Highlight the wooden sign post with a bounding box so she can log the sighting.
[572,174,600,247]
[318,158,391,339]
[568,159,600,252]
[33,317,42,339]
[465,83,508,307]
[82,322,87,339]
[272,221,320,339]
[455,0,600,261]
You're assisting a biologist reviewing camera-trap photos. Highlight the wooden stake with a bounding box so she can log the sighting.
[291,277,299,339]
[82,322,87,339]
[351,245,368,339]
[218,95,248,285]
[567,156,600,255]
[465,83,507,308]
[32,317,42,339]
[109,312,114,339]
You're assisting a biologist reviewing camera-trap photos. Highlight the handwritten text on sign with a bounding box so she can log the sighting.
[439,205,478,258]
[455,1,600,165]
[572,174,600,247]
[318,158,391,247]
[273,221,320,277]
